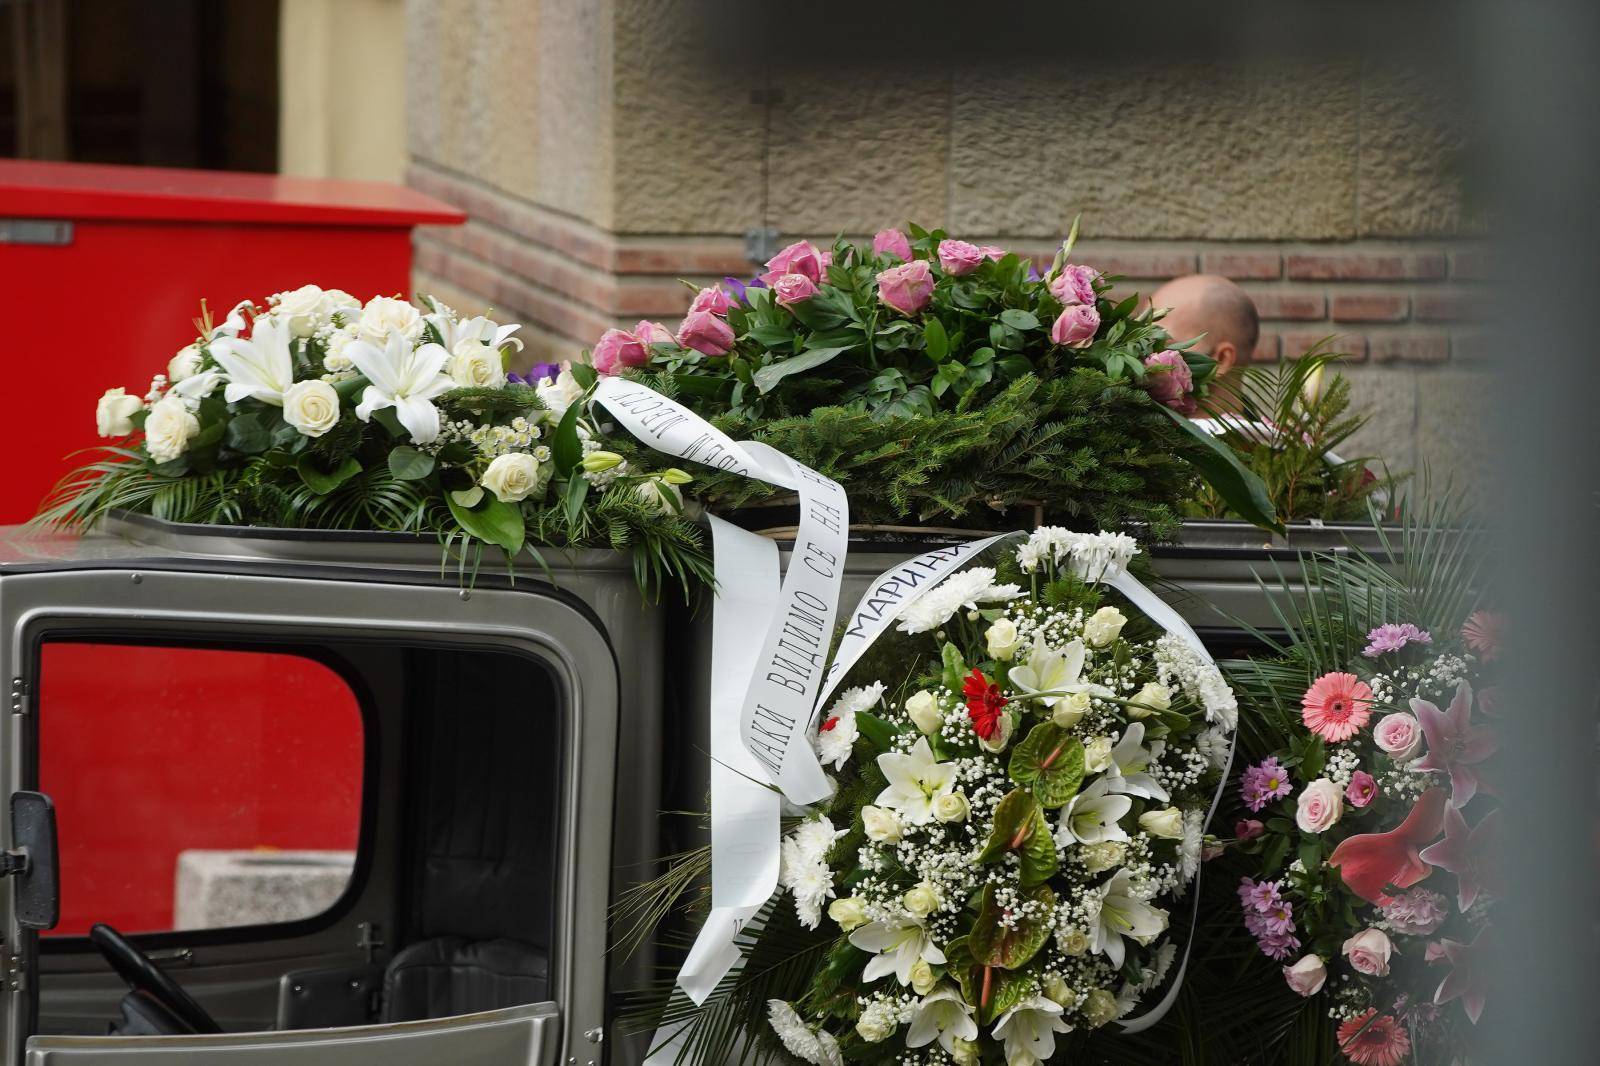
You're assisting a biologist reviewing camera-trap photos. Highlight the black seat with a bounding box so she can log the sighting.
[381,937,549,1023]
[382,649,561,1021]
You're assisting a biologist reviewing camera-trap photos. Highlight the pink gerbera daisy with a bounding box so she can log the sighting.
[1461,610,1505,662]
[1302,672,1374,742]
[1336,1010,1411,1066]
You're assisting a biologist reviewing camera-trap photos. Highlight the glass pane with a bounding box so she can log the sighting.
[37,643,363,937]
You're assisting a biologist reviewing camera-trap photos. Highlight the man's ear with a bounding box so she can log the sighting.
[1212,340,1239,376]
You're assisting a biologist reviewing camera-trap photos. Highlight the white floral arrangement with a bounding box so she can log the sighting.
[644,530,1235,1065]
[44,286,712,594]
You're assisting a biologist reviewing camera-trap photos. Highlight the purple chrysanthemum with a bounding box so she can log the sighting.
[1238,757,1294,812]
[1362,622,1433,658]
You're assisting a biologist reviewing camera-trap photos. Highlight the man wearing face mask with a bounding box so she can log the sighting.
[1148,274,1260,378]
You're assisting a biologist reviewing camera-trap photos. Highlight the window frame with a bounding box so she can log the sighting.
[27,629,381,955]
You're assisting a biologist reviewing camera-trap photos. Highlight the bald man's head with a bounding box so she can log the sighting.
[1149,274,1260,376]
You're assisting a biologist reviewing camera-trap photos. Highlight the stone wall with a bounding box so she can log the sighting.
[405,2,1488,482]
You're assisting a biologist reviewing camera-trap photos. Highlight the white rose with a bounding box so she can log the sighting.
[827,897,867,931]
[96,388,144,438]
[1083,736,1114,773]
[1058,926,1090,956]
[634,479,683,515]
[143,395,199,461]
[860,805,903,843]
[950,1039,980,1066]
[905,689,942,734]
[854,1002,896,1043]
[167,344,204,383]
[356,295,423,346]
[273,284,335,338]
[1127,682,1171,719]
[536,366,584,418]
[1139,806,1184,839]
[480,452,543,503]
[1043,974,1075,1007]
[933,791,969,823]
[909,959,937,996]
[985,617,1022,661]
[903,881,941,919]
[1081,840,1126,873]
[1283,954,1327,997]
[1052,689,1093,729]
[977,709,1016,753]
[448,340,507,388]
[1083,606,1127,647]
[282,380,341,438]
[1082,989,1119,1028]
[1295,778,1344,834]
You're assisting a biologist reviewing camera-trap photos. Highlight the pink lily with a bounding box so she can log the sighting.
[1419,804,1501,911]
[1411,682,1498,807]
[1328,788,1447,905]
[1434,925,1490,1024]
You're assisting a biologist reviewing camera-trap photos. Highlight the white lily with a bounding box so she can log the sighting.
[210,298,254,338]
[874,737,958,824]
[905,985,978,1053]
[345,334,455,444]
[428,311,523,353]
[1086,869,1168,969]
[209,316,295,406]
[991,995,1073,1065]
[1059,775,1132,845]
[1103,722,1170,801]
[169,370,223,404]
[848,917,946,986]
[1007,635,1109,711]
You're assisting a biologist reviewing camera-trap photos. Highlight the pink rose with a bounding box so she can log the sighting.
[760,240,831,285]
[876,259,935,316]
[1283,955,1327,997]
[1345,770,1379,808]
[1050,303,1100,348]
[689,286,733,316]
[675,309,735,357]
[1295,777,1343,834]
[1235,818,1264,841]
[872,228,913,261]
[1373,712,1422,762]
[1342,928,1393,977]
[1143,350,1196,413]
[771,272,818,307]
[1049,264,1098,307]
[979,244,1007,261]
[591,328,649,375]
[633,319,675,346]
[936,239,986,276]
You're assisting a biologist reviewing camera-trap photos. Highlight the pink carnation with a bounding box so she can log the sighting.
[872,228,913,261]
[1381,887,1449,936]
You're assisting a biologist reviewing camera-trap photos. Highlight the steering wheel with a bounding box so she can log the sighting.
[89,924,222,1035]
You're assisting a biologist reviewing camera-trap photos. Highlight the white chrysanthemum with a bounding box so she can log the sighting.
[792,816,842,865]
[767,1001,843,1066]
[789,864,834,928]
[1177,808,1205,884]
[1139,942,1179,993]
[1194,725,1233,770]
[815,683,884,769]
[1015,527,1138,581]
[897,568,1022,634]
[1154,633,1238,728]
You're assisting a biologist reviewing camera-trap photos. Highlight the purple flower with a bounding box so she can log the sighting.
[1239,757,1294,812]
[1245,879,1282,914]
[1419,804,1501,911]
[1411,681,1497,807]
[524,362,560,384]
[1363,622,1434,658]
[1381,887,1449,936]
[1240,878,1302,959]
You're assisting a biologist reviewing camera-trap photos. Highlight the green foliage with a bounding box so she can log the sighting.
[1188,349,1406,523]
[1008,721,1086,808]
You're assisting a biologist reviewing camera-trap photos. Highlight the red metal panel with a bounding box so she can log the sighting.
[0,160,465,226]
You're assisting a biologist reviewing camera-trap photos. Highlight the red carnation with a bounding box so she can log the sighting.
[962,668,1008,740]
